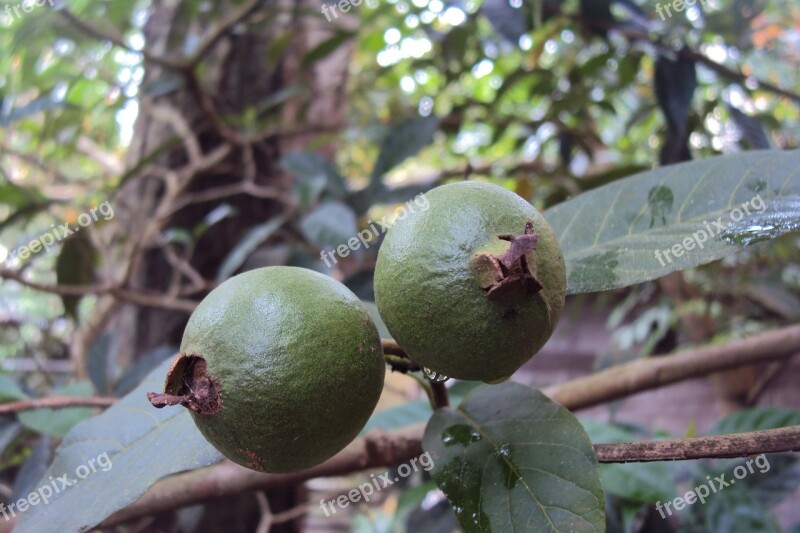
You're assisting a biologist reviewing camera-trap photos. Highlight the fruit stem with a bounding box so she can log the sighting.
[430,381,450,409]
[471,220,544,299]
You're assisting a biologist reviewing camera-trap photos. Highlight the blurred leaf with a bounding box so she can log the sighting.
[423,383,605,532]
[12,436,52,501]
[302,30,355,67]
[18,381,95,437]
[216,216,286,282]
[709,407,800,435]
[281,152,348,206]
[18,359,222,532]
[482,0,529,42]
[742,281,800,319]
[193,203,237,240]
[113,345,177,397]
[0,374,28,401]
[0,420,22,460]
[87,332,116,396]
[56,230,97,319]
[544,150,800,294]
[362,381,478,434]
[727,103,771,150]
[0,93,72,127]
[600,462,675,505]
[369,116,438,185]
[299,200,358,250]
[0,183,45,208]
[655,51,696,164]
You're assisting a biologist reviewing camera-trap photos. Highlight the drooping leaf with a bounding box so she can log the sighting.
[302,30,356,67]
[727,103,771,150]
[300,200,358,250]
[369,116,438,185]
[216,216,286,281]
[423,383,605,532]
[18,359,222,532]
[544,150,800,294]
[56,230,97,319]
[87,332,116,396]
[654,50,697,164]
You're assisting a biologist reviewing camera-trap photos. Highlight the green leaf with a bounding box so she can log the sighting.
[299,200,358,250]
[423,383,605,532]
[216,216,286,282]
[18,359,222,532]
[581,419,675,503]
[0,93,72,127]
[370,116,438,185]
[18,381,95,437]
[0,375,28,401]
[281,152,348,205]
[56,230,97,319]
[302,30,356,67]
[362,381,478,434]
[709,407,800,435]
[544,150,800,295]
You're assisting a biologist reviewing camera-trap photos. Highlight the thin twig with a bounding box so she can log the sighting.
[59,9,183,69]
[0,396,116,415]
[0,267,198,313]
[595,426,800,463]
[543,324,800,410]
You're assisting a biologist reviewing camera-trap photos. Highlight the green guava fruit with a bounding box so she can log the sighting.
[374,181,566,382]
[148,266,385,473]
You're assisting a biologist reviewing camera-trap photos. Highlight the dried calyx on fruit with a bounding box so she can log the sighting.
[374,181,566,383]
[148,266,385,474]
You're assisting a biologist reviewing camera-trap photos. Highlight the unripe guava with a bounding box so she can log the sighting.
[374,181,566,382]
[148,267,385,473]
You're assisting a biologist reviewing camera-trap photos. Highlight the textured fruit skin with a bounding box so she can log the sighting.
[177,267,384,473]
[374,181,566,382]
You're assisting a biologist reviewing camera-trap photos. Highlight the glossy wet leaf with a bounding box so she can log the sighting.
[423,383,605,532]
[545,150,800,294]
[18,359,221,532]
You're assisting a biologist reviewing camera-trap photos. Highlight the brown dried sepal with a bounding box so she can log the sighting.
[473,220,544,299]
[147,352,222,415]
